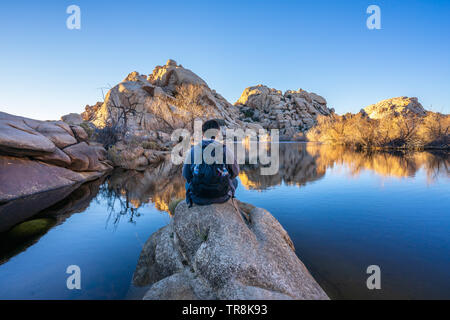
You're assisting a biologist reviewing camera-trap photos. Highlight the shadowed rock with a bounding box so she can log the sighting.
[0,111,112,228]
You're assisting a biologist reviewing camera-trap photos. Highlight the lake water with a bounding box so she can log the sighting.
[0,143,449,299]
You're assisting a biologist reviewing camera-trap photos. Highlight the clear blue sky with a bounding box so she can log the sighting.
[0,0,449,120]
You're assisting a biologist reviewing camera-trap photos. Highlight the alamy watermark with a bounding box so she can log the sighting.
[170,120,280,175]
[66,5,81,30]
[66,265,81,290]
[366,265,381,290]
[366,5,381,30]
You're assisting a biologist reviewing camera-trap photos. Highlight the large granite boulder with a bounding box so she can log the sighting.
[363,96,427,119]
[0,112,77,156]
[133,200,328,300]
[0,111,112,206]
[61,113,83,125]
[0,113,56,156]
[235,85,333,140]
[63,142,110,172]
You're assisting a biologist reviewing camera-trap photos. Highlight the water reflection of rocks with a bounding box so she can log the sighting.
[101,161,185,225]
[1,143,448,263]
[102,144,449,220]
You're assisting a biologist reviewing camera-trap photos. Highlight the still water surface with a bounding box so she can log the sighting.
[0,143,449,299]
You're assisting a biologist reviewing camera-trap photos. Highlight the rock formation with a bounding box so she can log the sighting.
[235,85,334,140]
[0,111,112,206]
[362,96,426,119]
[133,200,328,300]
[82,59,256,144]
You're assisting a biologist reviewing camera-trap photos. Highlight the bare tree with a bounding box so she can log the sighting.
[108,91,145,130]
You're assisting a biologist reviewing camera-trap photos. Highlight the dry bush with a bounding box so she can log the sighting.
[417,113,450,147]
[307,112,449,149]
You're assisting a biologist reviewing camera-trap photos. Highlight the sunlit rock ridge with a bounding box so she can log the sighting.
[83,59,259,139]
[363,96,427,119]
[82,59,333,141]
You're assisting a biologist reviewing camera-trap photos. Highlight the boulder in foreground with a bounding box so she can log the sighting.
[133,200,328,300]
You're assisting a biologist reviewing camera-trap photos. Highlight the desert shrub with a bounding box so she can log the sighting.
[106,145,123,165]
[79,122,95,139]
[94,125,124,149]
[307,112,449,149]
[417,112,450,147]
[141,140,160,150]
[241,109,254,118]
[168,198,184,215]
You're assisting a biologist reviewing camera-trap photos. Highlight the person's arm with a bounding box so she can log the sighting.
[225,146,239,179]
[182,147,193,182]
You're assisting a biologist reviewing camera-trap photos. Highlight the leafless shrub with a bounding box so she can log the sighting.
[307,112,450,149]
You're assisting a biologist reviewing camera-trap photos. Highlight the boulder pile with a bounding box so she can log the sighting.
[235,85,334,140]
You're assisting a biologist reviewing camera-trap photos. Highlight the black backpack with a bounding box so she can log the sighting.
[190,145,231,199]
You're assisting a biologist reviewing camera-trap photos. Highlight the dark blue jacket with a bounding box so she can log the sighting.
[182,140,239,205]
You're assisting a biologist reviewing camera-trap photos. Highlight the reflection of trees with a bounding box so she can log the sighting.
[307,144,449,181]
[239,143,449,190]
[101,161,185,226]
[99,183,141,226]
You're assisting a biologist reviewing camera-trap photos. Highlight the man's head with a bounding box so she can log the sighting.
[202,119,220,140]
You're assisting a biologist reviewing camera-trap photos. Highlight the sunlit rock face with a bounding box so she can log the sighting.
[83,59,251,141]
[133,200,329,300]
[235,85,333,140]
[363,96,426,119]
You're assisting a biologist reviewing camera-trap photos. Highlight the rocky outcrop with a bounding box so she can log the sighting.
[363,96,426,119]
[108,140,170,171]
[61,113,83,125]
[76,60,334,145]
[133,200,328,300]
[82,60,253,145]
[0,111,112,205]
[235,85,333,140]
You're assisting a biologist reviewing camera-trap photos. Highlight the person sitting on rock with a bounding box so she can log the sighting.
[182,119,239,207]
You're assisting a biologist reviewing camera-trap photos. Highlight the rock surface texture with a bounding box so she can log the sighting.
[235,85,334,140]
[363,96,426,119]
[133,200,329,300]
[0,111,112,204]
